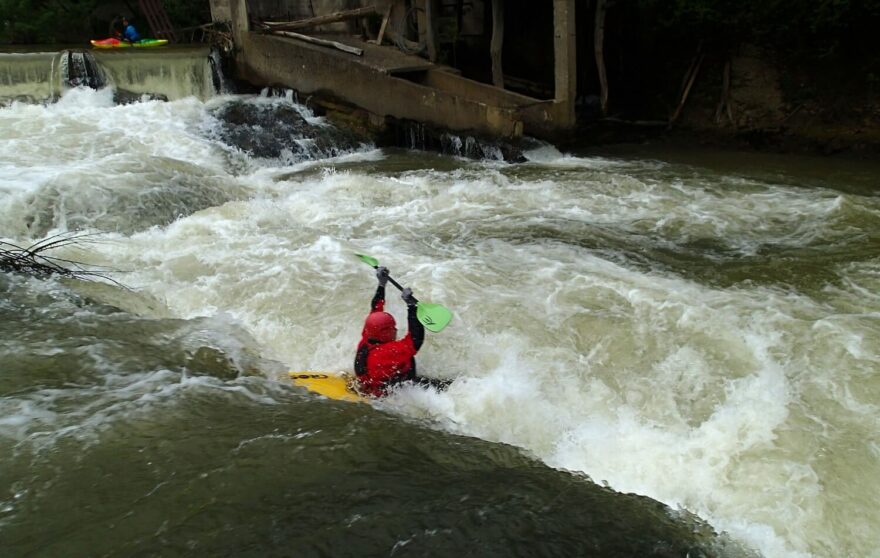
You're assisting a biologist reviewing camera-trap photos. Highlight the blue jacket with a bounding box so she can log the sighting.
[123,24,140,42]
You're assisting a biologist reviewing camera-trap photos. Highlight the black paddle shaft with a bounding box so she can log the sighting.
[375,267,419,303]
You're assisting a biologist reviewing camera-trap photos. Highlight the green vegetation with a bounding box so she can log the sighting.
[0,0,211,43]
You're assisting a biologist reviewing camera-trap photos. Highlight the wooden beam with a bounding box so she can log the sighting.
[425,0,438,62]
[490,0,504,88]
[593,0,607,114]
[261,5,378,31]
[271,30,364,56]
[554,0,577,128]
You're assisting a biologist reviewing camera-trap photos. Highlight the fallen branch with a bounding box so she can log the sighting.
[669,48,705,128]
[271,30,364,56]
[0,232,127,288]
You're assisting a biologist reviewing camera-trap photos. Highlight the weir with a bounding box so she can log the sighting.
[0,46,220,104]
[0,52,63,104]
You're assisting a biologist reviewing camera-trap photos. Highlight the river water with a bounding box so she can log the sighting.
[1,55,880,558]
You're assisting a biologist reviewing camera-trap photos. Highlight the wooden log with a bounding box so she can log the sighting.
[272,30,364,56]
[490,0,504,88]
[262,5,378,31]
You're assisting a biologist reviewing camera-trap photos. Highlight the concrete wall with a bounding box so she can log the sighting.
[235,32,523,138]
[216,0,575,141]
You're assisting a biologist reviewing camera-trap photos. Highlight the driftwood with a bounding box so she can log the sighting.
[594,0,608,114]
[490,0,504,87]
[271,30,364,56]
[261,5,378,32]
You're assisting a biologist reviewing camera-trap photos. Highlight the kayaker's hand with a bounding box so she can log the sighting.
[376,266,389,287]
[401,287,417,307]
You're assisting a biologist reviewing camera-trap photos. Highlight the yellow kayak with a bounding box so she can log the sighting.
[289,372,367,403]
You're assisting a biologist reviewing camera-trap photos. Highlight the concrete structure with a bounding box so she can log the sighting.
[213,0,577,142]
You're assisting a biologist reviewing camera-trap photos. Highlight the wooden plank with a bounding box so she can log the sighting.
[138,0,178,43]
[261,5,378,31]
[272,30,365,56]
[425,0,437,61]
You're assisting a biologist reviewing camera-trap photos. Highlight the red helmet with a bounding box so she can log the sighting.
[363,311,397,343]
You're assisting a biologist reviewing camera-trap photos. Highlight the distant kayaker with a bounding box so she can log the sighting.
[121,17,141,43]
[355,266,447,396]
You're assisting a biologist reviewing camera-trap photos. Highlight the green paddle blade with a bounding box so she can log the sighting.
[417,302,453,333]
[355,254,379,267]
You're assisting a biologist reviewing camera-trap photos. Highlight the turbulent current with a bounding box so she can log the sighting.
[2,83,880,558]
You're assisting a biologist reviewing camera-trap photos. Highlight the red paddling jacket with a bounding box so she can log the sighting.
[354,285,424,396]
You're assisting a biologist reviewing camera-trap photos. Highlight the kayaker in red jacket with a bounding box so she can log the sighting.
[354,266,425,396]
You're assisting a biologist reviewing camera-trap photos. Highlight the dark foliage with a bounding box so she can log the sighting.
[1,0,211,43]
[633,0,880,60]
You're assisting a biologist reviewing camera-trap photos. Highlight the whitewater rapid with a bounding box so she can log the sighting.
[2,88,880,558]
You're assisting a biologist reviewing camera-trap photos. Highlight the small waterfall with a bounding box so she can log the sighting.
[0,52,63,104]
[389,118,525,162]
[60,51,104,89]
[0,47,223,105]
[93,47,218,101]
[443,133,506,161]
[408,121,427,150]
[209,48,235,95]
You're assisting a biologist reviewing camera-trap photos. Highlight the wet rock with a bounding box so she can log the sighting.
[210,99,370,162]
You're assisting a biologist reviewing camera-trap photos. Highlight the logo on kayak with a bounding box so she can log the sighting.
[290,374,329,380]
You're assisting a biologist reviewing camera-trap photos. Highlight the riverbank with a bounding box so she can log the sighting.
[572,43,880,159]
